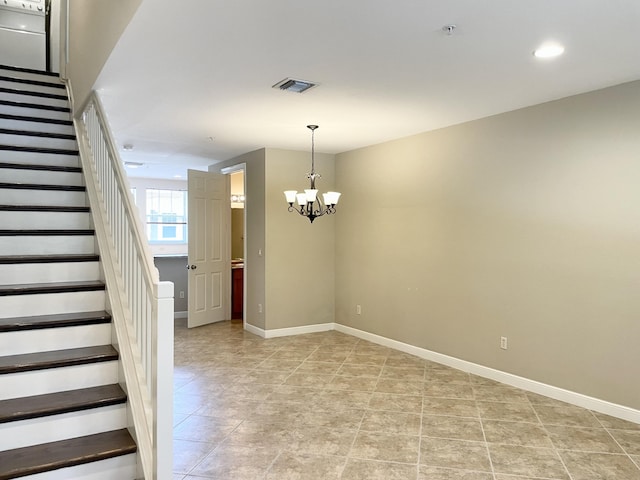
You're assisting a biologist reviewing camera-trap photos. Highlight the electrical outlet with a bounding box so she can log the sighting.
[500,336,508,350]
[356,304,362,315]
[258,303,263,313]
[179,291,185,299]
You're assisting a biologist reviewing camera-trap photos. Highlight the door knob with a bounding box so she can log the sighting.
[186,264,197,270]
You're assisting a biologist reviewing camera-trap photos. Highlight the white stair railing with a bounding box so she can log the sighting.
[74,91,173,480]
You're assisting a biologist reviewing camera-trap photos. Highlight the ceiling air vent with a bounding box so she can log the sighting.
[272,77,317,93]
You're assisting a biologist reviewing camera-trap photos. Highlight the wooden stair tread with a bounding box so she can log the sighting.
[0,145,79,155]
[0,64,62,78]
[0,113,73,126]
[0,99,70,113]
[0,280,104,297]
[0,254,98,265]
[0,429,136,480]
[0,127,76,141]
[0,161,81,172]
[0,86,68,101]
[0,229,94,236]
[0,384,126,424]
[0,75,66,90]
[0,310,110,332]
[0,205,89,212]
[0,182,85,191]
[0,345,118,374]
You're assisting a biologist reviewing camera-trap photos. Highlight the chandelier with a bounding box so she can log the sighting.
[284,125,341,223]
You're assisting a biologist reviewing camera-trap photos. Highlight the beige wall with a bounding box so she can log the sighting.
[335,80,640,410]
[67,0,142,109]
[265,149,336,330]
[211,149,266,330]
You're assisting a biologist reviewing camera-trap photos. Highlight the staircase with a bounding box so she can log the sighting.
[0,66,138,479]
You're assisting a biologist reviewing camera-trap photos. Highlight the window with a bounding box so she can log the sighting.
[145,189,187,243]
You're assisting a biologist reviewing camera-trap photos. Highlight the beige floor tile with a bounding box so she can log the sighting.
[172,439,215,474]
[422,398,479,418]
[312,389,373,409]
[560,450,640,480]
[174,413,189,427]
[368,393,423,413]
[424,382,475,400]
[419,465,493,479]
[488,444,569,479]
[609,429,640,456]
[172,414,240,443]
[297,408,365,429]
[533,404,602,428]
[425,368,471,385]
[350,431,420,463]
[483,419,554,448]
[376,378,424,395]
[472,385,529,403]
[288,426,357,456]
[476,400,539,423]
[256,358,302,372]
[189,443,280,479]
[594,412,640,431]
[327,375,379,392]
[194,398,261,420]
[422,415,485,442]
[546,424,624,453]
[342,458,418,480]
[385,352,426,369]
[296,360,342,374]
[173,393,212,415]
[420,437,491,472]
[338,363,384,377]
[306,350,350,362]
[360,410,422,435]
[223,420,292,448]
[381,366,426,381]
[284,372,334,387]
[345,352,388,365]
[266,452,344,479]
[265,385,321,404]
[235,369,289,385]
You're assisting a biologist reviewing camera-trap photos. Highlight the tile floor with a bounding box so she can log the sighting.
[172,320,640,479]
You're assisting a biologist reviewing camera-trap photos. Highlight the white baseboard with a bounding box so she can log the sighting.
[244,322,334,339]
[174,311,187,320]
[334,323,640,425]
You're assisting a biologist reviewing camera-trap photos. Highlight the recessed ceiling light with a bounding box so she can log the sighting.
[122,143,134,151]
[533,43,565,59]
[124,161,144,168]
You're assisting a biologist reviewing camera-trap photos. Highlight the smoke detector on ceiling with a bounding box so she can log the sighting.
[272,77,318,93]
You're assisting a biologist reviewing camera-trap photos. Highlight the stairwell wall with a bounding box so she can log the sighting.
[66,0,142,109]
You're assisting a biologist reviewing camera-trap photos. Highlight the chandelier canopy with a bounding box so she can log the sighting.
[284,125,341,223]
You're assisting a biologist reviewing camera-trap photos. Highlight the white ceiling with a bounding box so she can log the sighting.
[95,0,640,179]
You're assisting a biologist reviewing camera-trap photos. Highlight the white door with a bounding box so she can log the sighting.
[187,170,230,328]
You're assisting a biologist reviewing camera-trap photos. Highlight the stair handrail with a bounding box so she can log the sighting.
[74,90,173,480]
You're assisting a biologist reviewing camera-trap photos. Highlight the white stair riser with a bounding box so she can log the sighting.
[0,404,127,451]
[0,118,73,135]
[0,91,68,109]
[0,80,67,97]
[18,453,137,480]
[0,105,71,122]
[0,133,77,150]
[0,235,95,256]
[0,168,83,186]
[0,188,86,206]
[0,150,77,166]
[0,211,91,229]
[0,70,64,85]
[0,261,99,284]
[0,290,105,319]
[0,323,111,356]
[0,361,118,400]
